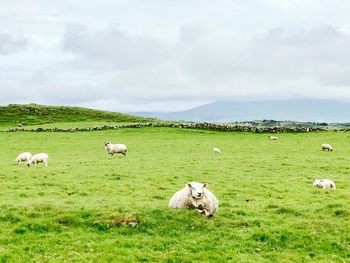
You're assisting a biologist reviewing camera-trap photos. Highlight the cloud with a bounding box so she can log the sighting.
[62,24,350,102]
[2,1,350,112]
[180,25,350,98]
[1,70,108,106]
[62,24,174,70]
[0,32,28,55]
[5,23,350,112]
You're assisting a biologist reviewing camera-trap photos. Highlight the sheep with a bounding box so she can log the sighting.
[169,182,219,217]
[27,153,49,167]
[313,179,336,189]
[104,142,127,157]
[268,135,278,140]
[15,152,32,164]
[213,147,221,154]
[321,144,333,151]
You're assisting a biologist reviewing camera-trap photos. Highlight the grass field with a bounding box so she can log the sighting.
[0,127,349,262]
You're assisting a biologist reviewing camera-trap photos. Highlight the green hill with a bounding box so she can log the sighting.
[0,104,156,127]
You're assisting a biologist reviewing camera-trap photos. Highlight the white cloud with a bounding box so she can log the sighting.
[0,32,28,55]
[62,24,174,70]
[2,1,350,111]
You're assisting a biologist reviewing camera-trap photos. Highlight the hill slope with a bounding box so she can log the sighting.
[133,99,350,123]
[0,104,156,127]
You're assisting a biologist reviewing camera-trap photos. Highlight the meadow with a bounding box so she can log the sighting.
[0,127,349,262]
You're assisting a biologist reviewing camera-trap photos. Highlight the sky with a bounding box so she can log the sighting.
[1,0,350,112]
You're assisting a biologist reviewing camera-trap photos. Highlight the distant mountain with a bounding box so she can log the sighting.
[132,99,350,123]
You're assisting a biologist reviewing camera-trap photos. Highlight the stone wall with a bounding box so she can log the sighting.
[6,122,336,133]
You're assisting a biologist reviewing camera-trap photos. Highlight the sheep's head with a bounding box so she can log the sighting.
[26,160,32,167]
[187,182,208,199]
[104,142,111,147]
[313,179,322,187]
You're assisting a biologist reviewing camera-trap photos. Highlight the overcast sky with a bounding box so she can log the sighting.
[1,0,350,112]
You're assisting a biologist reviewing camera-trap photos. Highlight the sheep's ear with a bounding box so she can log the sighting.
[203,183,208,188]
[187,183,192,188]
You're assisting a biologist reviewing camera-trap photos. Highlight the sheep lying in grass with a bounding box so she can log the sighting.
[27,153,49,167]
[268,136,278,140]
[313,179,336,189]
[321,144,333,151]
[104,142,127,157]
[15,152,32,164]
[213,147,221,154]
[169,182,219,217]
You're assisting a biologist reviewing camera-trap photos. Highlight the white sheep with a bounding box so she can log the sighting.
[321,144,333,151]
[268,135,278,140]
[15,152,32,164]
[313,179,336,189]
[104,142,127,157]
[213,147,221,154]
[27,153,49,167]
[169,182,219,217]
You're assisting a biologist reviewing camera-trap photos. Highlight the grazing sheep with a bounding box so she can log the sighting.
[15,152,32,164]
[27,153,49,167]
[104,142,127,157]
[169,182,219,217]
[321,144,333,151]
[268,136,278,140]
[213,147,221,154]
[313,179,336,189]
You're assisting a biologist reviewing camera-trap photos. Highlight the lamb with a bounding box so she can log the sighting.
[169,182,219,217]
[321,144,333,151]
[213,147,221,154]
[104,142,127,157]
[268,136,278,140]
[313,179,336,189]
[27,153,49,167]
[15,152,32,164]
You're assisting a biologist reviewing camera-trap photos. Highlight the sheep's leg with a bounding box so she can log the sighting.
[197,209,206,215]
[203,209,211,217]
[196,204,205,215]
[122,152,127,157]
[197,208,212,217]
[196,205,210,216]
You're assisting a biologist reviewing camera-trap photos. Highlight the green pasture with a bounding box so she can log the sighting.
[0,128,349,262]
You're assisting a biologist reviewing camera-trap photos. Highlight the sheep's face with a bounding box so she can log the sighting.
[213,148,220,153]
[187,182,207,199]
[104,142,111,147]
[26,159,34,167]
[313,179,321,187]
